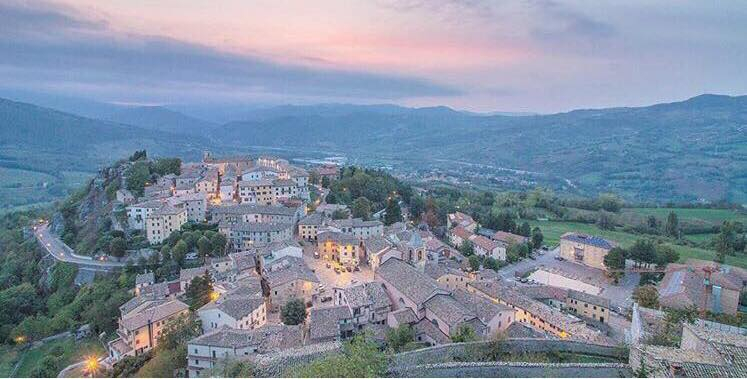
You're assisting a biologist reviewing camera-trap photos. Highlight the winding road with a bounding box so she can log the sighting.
[34,222,127,271]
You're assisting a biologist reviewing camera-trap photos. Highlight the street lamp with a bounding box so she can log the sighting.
[210,291,220,301]
[85,355,99,376]
[14,335,26,344]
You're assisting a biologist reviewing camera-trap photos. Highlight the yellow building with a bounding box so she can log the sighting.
[559,233,617,271]
[108,299,189,360]
[146,205,188,244]
[565,289,610,324]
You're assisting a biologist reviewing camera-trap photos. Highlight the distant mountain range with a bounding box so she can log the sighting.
[1,94,746,203]
[106,106,217,136]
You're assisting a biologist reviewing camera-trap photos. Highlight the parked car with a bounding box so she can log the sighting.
[326,263,332,269]
[314,251,320,259]
[519,278,529,283]
[334,268,341,274]
[353,266,360,272]
[555,256,565,261]
[541,246,549,251]
[345,267,352,273]
[321,296,333,303]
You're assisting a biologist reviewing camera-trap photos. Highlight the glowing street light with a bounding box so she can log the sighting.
[85,356,99,376]
[210,291,220,301]
[14,335,26,344]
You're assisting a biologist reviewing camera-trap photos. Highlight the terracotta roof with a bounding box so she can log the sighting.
[469,234,501,252]
[492,231,528,244]
[450,226,473,240]
[264,256,319,287]
[413,318,450,344]
[423,294,479,329]
[308,305,353,342]
[198,294,264,320]
[451,288,514,325]
[567,289,611,309]
[189,324,303,351]
[376,258,448,306]
[120,300,188,331]
[338,282,391,310]
[389,308,418,325]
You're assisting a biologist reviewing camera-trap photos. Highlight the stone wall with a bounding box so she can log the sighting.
[389,338,627,368]
[391,361,632,377]
[252,341,342,377]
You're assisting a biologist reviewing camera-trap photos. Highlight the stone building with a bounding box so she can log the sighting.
[559,233,617,271]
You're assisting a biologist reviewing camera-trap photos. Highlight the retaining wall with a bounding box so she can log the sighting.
[389,338,627,368]
[391,361,632,377]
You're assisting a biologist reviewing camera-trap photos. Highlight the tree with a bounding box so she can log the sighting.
[483,257,500,270]
[385,324,415,353]
[409,195,425,221]
[152,158,181,176]
[604,247,627,271]
[517,222,531,237]
[210,233,227,256]
[196,235,211,257]
[451,324,478,343]
[172,240,188,264]
[633,285,660,308]
[531,227,544,250]
[654,244,679,267]
[281,298,307,325]
[664,211,680,238]
[109,237,127,257]
[597,193,622,212]
[459,240,474,256]
[384,198,402,225]
[125,161,151,197]
[596,211,615,230]
[468,255,481,271]
[351,197,373,220]
[646,215,659,230]
[321,176,331,188]
[629,239,656,267]
[185,272,212,310]
[331,209,349,220]
[294,334,387,378]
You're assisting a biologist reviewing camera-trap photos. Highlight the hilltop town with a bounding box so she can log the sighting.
[14,150,747,378]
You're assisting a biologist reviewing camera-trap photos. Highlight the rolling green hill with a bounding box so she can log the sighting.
[219,94,747,203]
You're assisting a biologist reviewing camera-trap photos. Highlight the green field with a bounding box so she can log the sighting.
[624,207,747,224]
[0,167,55,187]
[685,233,716,243]
[528,220,747,269]
[0,337,105,378]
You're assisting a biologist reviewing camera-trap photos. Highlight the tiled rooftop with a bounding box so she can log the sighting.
[376,258,447,306]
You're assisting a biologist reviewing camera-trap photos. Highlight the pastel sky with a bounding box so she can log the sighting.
[1,0,746,112]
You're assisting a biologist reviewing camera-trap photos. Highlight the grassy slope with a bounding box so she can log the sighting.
[528,220,747,269]
[6,337,105,378]
[624,207,747,224]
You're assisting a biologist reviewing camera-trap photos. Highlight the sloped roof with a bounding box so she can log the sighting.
[424,293,478,329]
[189,324,303,351]
[376,258,447,306]
[264,256,319,287]
[121,300,188,331]
[560,233,616,249]
[308,305,353,341]
[198,294,264,320]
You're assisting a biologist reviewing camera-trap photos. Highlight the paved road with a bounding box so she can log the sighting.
[34,223,126,271]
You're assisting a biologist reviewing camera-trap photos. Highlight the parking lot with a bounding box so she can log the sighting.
[498,247,639,310]
[300,242,375,304]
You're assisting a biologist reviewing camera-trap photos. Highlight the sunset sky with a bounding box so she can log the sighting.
[1,0,746,112]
